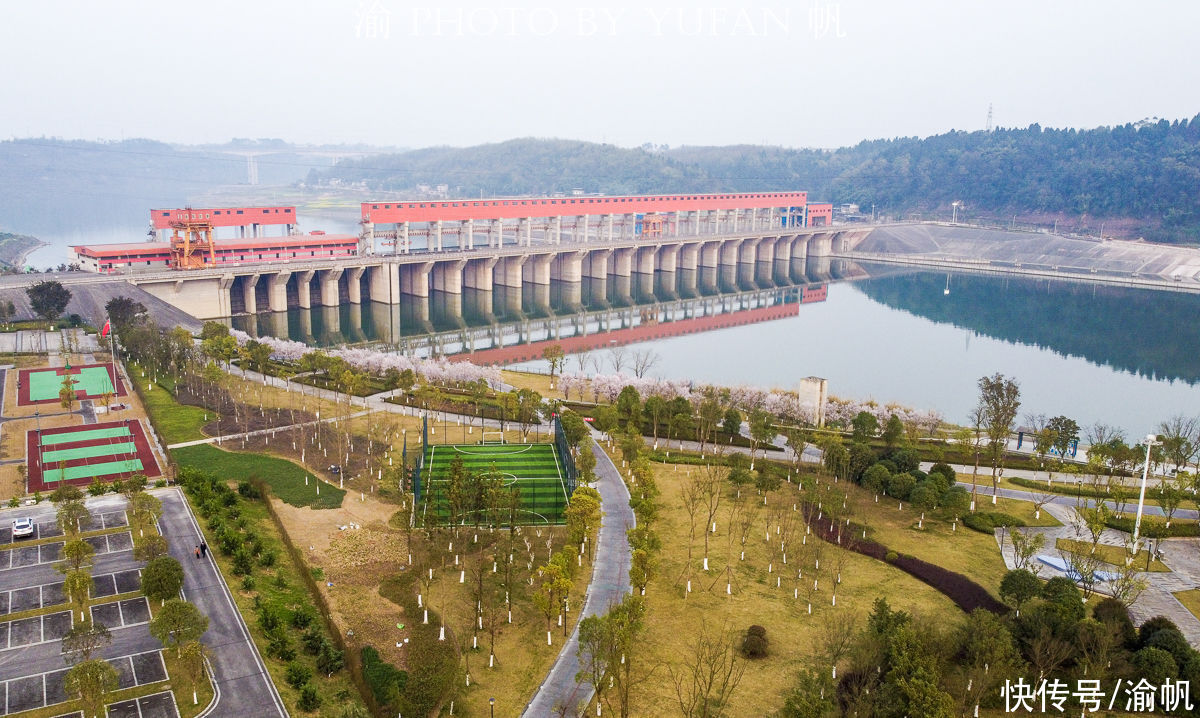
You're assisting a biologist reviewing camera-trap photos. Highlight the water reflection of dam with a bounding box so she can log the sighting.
[231,258,863,357]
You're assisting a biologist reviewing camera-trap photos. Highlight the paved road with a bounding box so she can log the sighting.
[522,434,633,717]
[157,488,289,717]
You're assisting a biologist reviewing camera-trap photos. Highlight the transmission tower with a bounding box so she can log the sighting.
[985,103,994,132]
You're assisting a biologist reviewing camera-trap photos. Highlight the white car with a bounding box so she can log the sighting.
[11,518,34,539]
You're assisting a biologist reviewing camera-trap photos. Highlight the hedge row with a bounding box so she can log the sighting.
[1009,476,1115,499]
[1104,516,1200,538]
[962,512,1027,534]
[806,509,1008,615]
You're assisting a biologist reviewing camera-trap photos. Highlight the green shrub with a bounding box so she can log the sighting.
[259,549,278,567]
[259,605,281,632]
[286,661,313,689]
[291,606,315,630]
[88,478,107,496]
[298,684,321,711]
[232,549,254,576]
[219,533,241,557]
[238,481,262,499]
[318,641,345,675]
[886,472,916,500]
[302,628,324,655]
[885,551,898,563]
[241,575,256,592]
[928,462,956,484]
[741,625,769,659]
[269,629,296,661]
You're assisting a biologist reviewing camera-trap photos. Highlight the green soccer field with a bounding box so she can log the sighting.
[419,442,569,525]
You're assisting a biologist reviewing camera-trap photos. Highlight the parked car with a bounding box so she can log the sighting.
[11,518,34,539]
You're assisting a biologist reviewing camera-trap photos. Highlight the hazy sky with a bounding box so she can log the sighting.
[2,0,1197,149]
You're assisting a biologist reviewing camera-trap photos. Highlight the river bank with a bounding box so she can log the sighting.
[0,231,46,269]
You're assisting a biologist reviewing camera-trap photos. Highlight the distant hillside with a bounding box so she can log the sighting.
[311,116,1200,243]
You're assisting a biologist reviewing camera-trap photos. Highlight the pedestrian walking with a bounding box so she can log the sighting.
[200,541,208,558]
[194,545,201,559]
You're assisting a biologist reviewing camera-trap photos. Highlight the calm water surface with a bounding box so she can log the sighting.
[511,270,1200,436]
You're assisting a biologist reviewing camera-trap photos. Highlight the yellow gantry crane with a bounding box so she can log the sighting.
[168,210,217,269]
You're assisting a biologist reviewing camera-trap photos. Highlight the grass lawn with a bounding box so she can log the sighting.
[628,460,963,717]
[129,364,210,445]
[171,444,345,509]
[1173,588,1200,623]
[1054,537,1170,572]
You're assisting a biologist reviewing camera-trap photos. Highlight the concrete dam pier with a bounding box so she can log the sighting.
[110,226,869,320]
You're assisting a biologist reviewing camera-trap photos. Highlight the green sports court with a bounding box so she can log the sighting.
[418,442,571,525]
[17,363,127,406]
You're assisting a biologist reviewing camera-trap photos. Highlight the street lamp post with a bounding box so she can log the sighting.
[490,697,495,718]
[1132,434,1161,551]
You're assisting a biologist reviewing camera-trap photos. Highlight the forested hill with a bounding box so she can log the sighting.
[311,116,1200,243]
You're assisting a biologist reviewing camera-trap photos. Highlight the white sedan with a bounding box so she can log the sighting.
[11,518,34,539]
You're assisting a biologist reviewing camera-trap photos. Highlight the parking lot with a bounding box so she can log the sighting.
[52,690,180,718]
[0,497,173,716]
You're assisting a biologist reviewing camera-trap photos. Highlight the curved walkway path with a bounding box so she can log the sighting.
[522,433,634,717]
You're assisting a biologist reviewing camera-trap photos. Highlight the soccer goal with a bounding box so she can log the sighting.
[480,431,507,445]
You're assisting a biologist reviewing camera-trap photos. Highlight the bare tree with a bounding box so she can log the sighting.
[1030,485,1057,521]
[699,463,724,571]
[1058,546,1102,599]
[819,610,860,679]
[669,624,746,718]
[1027,624,1075,683]
[608,346,629,374]
[631,348,661,378]
[1109,537,1150,606]
[1157,415,1199,476]
[678,473,705,590]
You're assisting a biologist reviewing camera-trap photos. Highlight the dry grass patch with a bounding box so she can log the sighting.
[627,463,963,717]
[501,370,568,400]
